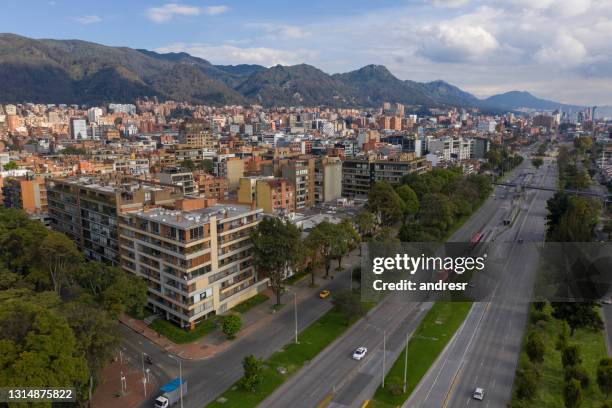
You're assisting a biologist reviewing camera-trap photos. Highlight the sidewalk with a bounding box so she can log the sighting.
[91,355,157,408]
[119,249,362,360]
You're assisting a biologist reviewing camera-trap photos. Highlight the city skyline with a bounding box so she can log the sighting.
[2,0,612,106]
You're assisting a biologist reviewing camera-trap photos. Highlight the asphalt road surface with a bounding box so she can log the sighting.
[260,154,542,408]
[121,264,357,408]
[407,156,557,408]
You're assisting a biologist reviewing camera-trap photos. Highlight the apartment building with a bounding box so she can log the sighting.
[427,137,473,161]
[281,156,315,210]
[237,176,295,214]
[2,175,49,223]
[342,154,430,198]
[46,176,183,265]
[314,157,342,204]
[212,155,245,192]
[119,200,267,328]
[178,119,218,150]
[157,167,197,196]
[113,157,150,175]
[194,172,227,200]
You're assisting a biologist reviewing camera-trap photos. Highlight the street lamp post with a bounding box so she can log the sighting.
[141,352,147,378]
[382,330,386,388]
[403,331,408,393]
[293,291,298,344]
[169,355,184,408]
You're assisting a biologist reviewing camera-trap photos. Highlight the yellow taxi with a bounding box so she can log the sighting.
[319,290,331,299]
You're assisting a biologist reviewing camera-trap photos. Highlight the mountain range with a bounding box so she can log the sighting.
[0,33,583,112]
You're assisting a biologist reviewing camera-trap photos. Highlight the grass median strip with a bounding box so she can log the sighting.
[207,304,369,408]
[369,301,472,408]
[510,304,608,407]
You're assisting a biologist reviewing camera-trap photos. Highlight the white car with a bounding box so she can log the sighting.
[473,387,485,400]
[352,347,368,361]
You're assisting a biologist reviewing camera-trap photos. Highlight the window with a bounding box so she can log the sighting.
[190,225,204,240]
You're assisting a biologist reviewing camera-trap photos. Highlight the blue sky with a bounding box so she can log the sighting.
[2,0,612,105]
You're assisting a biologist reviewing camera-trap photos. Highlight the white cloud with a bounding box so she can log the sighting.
[155,43,316,66]
[146,3,228,23]
[430,0,471,8]
[152,0,612,104]
[75,15,102,25]
[534,33,587,67]
[417,23,499,62]
[248,23,310,39]
[204,6,229,16]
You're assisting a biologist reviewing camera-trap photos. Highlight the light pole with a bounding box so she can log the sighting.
[169,355,184,408]
[403,331,408,393]
[141,352,148,398]
[141,352,147,378]
[382,330,386,388]
[285,289,299,344]
[293,291,298,344]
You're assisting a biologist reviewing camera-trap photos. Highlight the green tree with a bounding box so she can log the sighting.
[354,209,377,239]
[526,331,545,364]
[515,364,539,401]
[251,217,302,305]
[2,161,18,171]
[181,159,196,172]
[62,302,120,383]
[306,221,337,280]
[222,315,242,339]
[74,263,147,318]
[367,182,404,226]
[563,378,583,408]
[420,193,454,232]
[37,231,83,294]
[598,358,612,398]
[574,137,593,152]
[561,345,582,368]
[565,365,590,388]
[332,290,365,321]
[197,159,213,173]
[239,354,263,392]
[532,157,544,169]
[553,302,603,335]
[396,185,419,220]
[332,220,360,270]
[0,300,89,398]
[486,149,502,168]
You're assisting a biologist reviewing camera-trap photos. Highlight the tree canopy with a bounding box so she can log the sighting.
[0,208,147,404]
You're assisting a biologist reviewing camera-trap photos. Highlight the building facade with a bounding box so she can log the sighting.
[342,155,430,198]
[46,177,182,265]
[119,200,267,328]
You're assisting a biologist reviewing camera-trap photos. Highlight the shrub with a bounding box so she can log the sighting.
[222,315,242,339]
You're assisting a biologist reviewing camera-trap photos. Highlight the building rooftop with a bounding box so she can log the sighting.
[133,203,258,229]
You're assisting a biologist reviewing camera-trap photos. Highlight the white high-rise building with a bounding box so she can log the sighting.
[70,118,88,140]
[87,107,103,124]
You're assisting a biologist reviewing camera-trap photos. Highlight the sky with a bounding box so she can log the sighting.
[2,0,611,105]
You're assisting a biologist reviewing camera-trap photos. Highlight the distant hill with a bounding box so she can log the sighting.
[0,33,585,110]
[483,91,582,112]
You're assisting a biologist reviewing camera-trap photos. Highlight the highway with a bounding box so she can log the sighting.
[407,155,557,408]
[260,152,542,408]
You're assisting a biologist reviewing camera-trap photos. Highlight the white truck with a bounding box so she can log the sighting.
[154,378,188,408]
